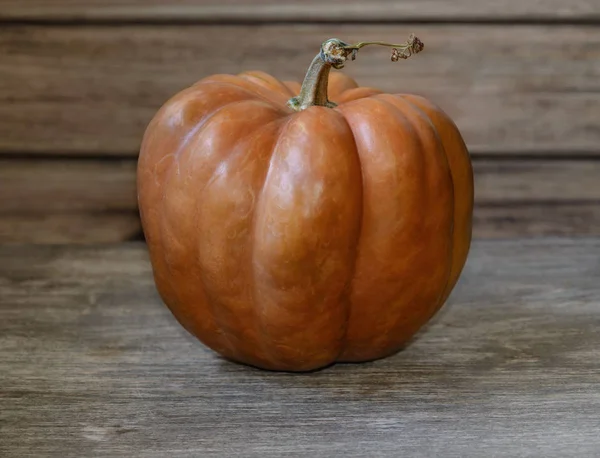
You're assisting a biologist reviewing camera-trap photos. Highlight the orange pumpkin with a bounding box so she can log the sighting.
[137,35,473,372]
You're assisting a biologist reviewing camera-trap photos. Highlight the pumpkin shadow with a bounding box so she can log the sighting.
[211,302,458,402]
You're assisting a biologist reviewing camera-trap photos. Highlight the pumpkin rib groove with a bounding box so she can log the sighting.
[336,96,454,362]
[399,94,473,302]
[387,95,456,323]
[195,107,287,365]
[370,95,437,354]
[250,108,362,371]
[397,95,456,320]
[198,101,284,192]
[156,118,232,357]
[238,71,297,98]
[155,158,232,356]
[197,76,291,110]
[336,96,417,361]
[336,87,384,104]
[386,94,454,353]
[155,100,284,362]
[174,99,278,165]
[237,116,291,368]
[334,107,365,362]
[250,115,297,369]
[327,72,359,99]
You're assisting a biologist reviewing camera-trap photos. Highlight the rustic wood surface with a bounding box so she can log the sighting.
[472,203,600,238]
[0,159,141,243]
[5,158,600,210]
[2,157,599,243]
[0,0,598,22]
[0,5,598,243]
[0,238,599,456]
[0,212,141,244]
[0,159,137,212]
[1,25,599,155]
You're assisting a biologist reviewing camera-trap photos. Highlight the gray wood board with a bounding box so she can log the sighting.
[1,25,599,155]
[2,157,600,243]
[0,155,600,243]
[0,212,141,244]
[3,158,600,213]
[1,239,600,456]
[0,0,597,22]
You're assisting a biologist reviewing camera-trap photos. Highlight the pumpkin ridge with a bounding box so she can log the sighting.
[194,110,287,366]
[249,115,296,369]
[198,101,285,191]
[238,71,297,97]
[379,94,455,323]
[156,101,284,363]
[221,116,289,367]
[336,96,453,361]
[333,108,365,362]
[250,108,361,370]
[399,95,473,303]
[198,76,292,110]
[398,95,456,319]
[327,72,359,100]
[169,98,252,164]
[156,111,234,357]
[368,95,434,352]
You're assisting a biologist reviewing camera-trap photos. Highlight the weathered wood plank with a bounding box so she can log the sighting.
[0,239,599,456]
[473,159,600,202]
[0,158,140,244]
[0,159,137,212]
[2,158,597,214]
[1,158,599,242]
[0,0,597,22]
[0,212,141,244]
[2,203,596,244]
[0,25,598,155]
[473,203,600,238]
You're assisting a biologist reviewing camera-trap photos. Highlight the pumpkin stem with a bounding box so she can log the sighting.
[287,33,423,111]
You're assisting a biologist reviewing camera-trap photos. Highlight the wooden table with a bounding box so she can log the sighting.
[1,239,599,457]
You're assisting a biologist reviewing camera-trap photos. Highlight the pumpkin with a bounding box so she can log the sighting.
[137,34,473,372]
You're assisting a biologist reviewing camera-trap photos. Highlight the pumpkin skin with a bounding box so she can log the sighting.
[137,70,473,372]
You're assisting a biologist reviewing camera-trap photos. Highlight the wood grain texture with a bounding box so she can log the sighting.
[1,239,599,456]
[0,0,598,22]
[0,212,141,244]
[0,159,137,212]
[0,159,139,243]
[473,203,600,238]
[1,25,599,155]
[2,204,598,243]
[4,158,598,212]
[1,157,599,242]
[473,159,600,202]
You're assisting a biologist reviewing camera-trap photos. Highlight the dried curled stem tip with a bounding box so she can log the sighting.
[343,33,424,64]
[391,34,424,61]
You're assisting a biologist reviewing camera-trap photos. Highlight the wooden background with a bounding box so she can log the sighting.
[1,1,599,244]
